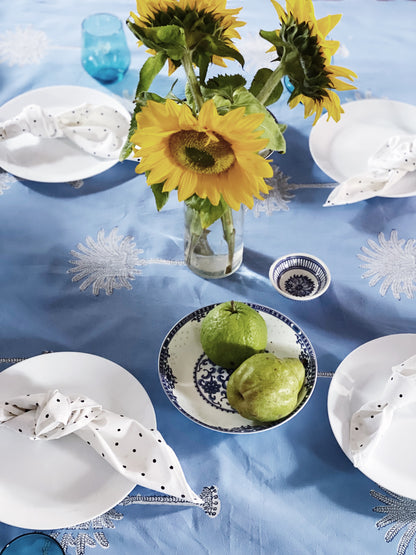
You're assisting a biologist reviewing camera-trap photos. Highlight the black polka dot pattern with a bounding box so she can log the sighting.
[349,354,416,466]
[323,135,416,206]
[0,103,129,160]
[0,389,200,503]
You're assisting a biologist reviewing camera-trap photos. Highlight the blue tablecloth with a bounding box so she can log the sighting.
[1,1,415,554]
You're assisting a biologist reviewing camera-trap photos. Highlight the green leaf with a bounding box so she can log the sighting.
[185,195,208,215]
[199,35,245,68]
[151,181,170,211]
[137,91,167,106]
[204,74,247,101]
[119,120,137,161]
[193,51,211,85]
[185,196,228,228]
[200,199,228,229]
[259,29,284,51]
[209,94,232,114]
[135,51,167,96]
[249,68,283,106]
[126,20,146,42]
[186,204,204,239]
[232,87,286,153]
[140,25,187,60]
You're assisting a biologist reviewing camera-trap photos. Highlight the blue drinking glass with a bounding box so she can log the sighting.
[283,75,295,93]
[0,532,64,555]
[81,13,131,84]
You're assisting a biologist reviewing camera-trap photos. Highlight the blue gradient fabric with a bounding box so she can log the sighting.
[0,1,415,554]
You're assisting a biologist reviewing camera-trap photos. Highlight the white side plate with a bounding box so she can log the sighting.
[328,334,416,498]
[0,352,156,529]
[309,99,416,197]
[0,85,132,182]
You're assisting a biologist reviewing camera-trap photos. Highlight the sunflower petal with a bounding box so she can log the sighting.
[270,0,287,21]
[316,14,342,38]
[329,65,358,80]
[177,170,199,201]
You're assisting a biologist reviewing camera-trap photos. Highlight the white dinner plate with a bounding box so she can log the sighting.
[159,303,317,434]
[0,352,156,529]
[327,334,416,498]
[309,99,416,197]
[0,85,131,183]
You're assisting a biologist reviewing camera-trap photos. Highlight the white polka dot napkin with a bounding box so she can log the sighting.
[0,103,129,159]
[324,135,416,206]
[0,389,202,504]
[349,354,416,468]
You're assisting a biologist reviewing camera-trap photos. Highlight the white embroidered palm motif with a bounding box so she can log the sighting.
[253,165,294,215]
[0,389,201,504]
[349,355,416,467]
[371,487,416,555]
[50,485,220,554]
[50,508,124,554]
[68,228,143,295]
[0,25,49,66]
[358,230,416,300]
[0,168,17,194]
[69,228,185,295]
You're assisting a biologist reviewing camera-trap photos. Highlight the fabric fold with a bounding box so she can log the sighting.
[0,390,201,504]
[0,103,129,159]
[324,135,416,206]
[349,354,416,468]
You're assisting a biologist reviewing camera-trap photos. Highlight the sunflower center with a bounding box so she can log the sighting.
[169,130,235,174]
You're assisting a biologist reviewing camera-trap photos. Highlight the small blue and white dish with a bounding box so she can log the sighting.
[269,253,331,301]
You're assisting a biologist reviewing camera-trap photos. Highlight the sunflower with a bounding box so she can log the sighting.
[269,0,357,123]
[131,99,273,210]
[130,0,245,73]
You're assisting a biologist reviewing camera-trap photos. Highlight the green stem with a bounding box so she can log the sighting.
[221,207,235,275]
[185,207,213,267]
[182,50,204,112]
[255,62,287,106]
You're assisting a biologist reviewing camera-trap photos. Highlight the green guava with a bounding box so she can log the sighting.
[226,352,305,422]
[200,301,268,370]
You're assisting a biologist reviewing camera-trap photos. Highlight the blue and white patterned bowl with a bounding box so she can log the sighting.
[158,303,317,434]
[269,253,331,301]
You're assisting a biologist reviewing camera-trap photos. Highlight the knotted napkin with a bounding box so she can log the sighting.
[0,389,202,504]
[349,354,416,468]
[0,103,129,159]
[324,135,416,206]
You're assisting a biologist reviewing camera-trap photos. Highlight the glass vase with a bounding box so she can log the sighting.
[184,204,244,279]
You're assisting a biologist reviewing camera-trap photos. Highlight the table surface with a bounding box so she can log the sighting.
[1,1,415,554]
